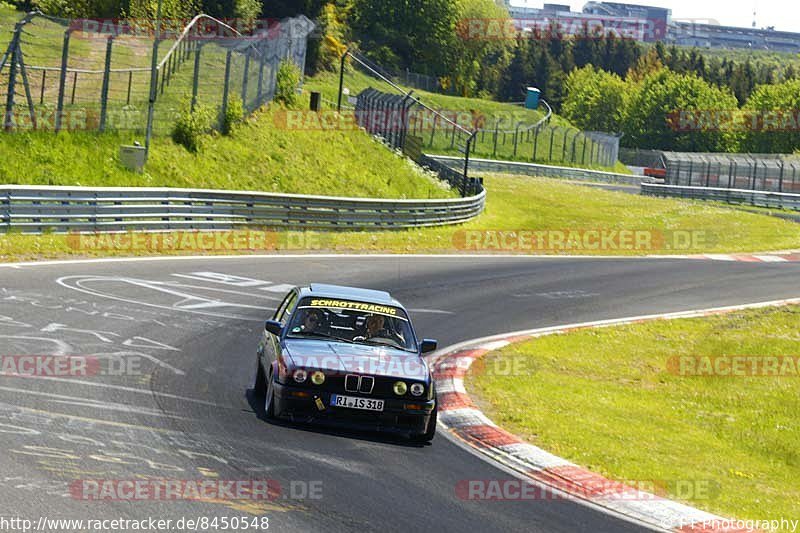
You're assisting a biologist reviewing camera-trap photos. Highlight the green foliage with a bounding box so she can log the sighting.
[741,78,800,153]
[125,0,199,26]
[621,69,738,152]
[275,60,302,107]
[33,0,126,17]
[171,98,213,153]
[562,66,626,133]
[222,95,244,135]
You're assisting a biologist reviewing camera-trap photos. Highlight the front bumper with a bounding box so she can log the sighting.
[273,381,435,435]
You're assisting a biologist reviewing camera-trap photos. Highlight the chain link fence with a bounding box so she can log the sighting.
[663,152,800,193]
[0,11,313,134]
[335,51,482,198]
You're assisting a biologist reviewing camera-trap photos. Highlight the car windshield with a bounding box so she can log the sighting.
[286,298,417,352]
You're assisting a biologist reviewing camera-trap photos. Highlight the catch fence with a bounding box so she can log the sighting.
[0,11,313,134]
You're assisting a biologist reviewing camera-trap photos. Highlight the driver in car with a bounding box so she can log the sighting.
[300,309,323,333]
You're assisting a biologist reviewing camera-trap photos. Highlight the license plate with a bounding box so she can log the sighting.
[330,394,384,412]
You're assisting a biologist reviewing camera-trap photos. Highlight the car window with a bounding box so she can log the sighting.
[286,297,417,351]
[278,292,298,324]
[273,291,294,320]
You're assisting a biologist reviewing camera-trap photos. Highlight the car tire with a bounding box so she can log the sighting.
[412,403,437,443]
[253,357,267,397]
[264,369,276,420]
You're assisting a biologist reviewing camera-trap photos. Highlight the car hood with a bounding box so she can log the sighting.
[284,339,429,381]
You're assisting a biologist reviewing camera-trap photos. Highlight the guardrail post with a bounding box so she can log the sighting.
[55,29,72,133]
[99,35,114,132]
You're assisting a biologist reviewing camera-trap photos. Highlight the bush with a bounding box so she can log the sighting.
[171,98,213,153]
[222,95,244,135]
[275,60,302,107]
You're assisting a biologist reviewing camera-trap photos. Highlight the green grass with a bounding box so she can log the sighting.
[305,69,624,172]
[0,104,454,197]
[465,305,800,527]
[2,174,799,261]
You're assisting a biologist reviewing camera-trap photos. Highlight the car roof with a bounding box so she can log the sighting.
[297,284,404,308]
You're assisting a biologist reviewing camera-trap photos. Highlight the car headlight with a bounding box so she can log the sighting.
[310,370,326,385]
[293,369,308,383]
[393,381,408,395]
[410,383,425,396]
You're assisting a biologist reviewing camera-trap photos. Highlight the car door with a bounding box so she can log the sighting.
[264,289,298,369]
[259,289,296,367]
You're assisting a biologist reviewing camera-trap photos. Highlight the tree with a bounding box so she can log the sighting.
[741,78,800,153]
[562,66,626,132]
[350,0,460,75]
[621,68,738,151]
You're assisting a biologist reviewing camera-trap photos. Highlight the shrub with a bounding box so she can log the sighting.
[171,98,213,153]
[275,60,302,107]
[222,95,244,135]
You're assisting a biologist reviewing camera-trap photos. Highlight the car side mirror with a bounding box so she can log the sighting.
[265,320,283,336]
[420,339,438,354]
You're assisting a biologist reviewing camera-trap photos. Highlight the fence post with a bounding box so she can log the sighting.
[492,120,499,157]
[220,49,233,128]
[3,23,21,131]
[16,45,36,130]
[241,50,251,108]
[99,35,114,132]
[257,49,265,104]
[39,70,46,104]
[513,123,521,158]
[55,29,72,133]
[571,132,578,162]
[144,0,163,159]
[548,128,555,161]
[561,129,569,161]
[582,136,587,164]
[191,43,202,112]
[336,50,347,112]
[532,127,540,161]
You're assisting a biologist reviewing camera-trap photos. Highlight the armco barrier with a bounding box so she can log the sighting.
[429,155,648,186]
[0,185,486,233]
[641,183,800,211]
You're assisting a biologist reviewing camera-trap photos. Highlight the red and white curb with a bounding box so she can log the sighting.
[430,297,800,532]
[650,251,800,262]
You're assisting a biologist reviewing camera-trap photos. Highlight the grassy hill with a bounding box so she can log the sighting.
[305,68,629,173]
[0,104,456,198]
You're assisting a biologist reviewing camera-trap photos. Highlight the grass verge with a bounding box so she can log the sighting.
[464,305,800,526]
[0,105,454,198]
[2,174,799,261]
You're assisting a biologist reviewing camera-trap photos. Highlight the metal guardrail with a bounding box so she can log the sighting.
[641,183,800,211]
[0,185,486,233]
[429,155,648,187]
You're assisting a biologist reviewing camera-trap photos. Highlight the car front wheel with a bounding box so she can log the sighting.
[264,369,276,419]
[253,356,266,397]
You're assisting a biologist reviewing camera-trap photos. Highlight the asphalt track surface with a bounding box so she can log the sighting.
[1,255,799,533]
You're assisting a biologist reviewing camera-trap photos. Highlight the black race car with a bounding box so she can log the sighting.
[253,284,439,442]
